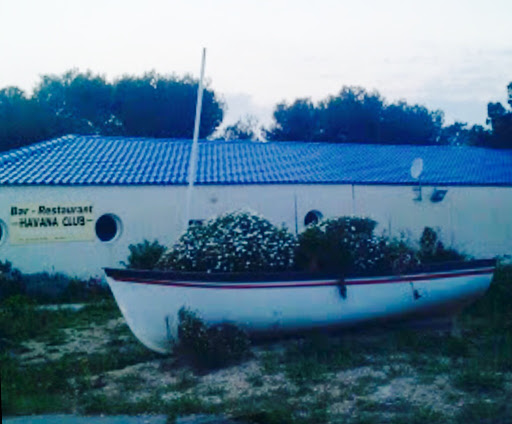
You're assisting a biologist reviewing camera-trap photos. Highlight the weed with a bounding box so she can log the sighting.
[246,372,264,387]
[203,385,227,397]
[1,353,73,415]
[285,356,329,384]
[452,366,505,393]
[351,375,386,397]
[0,297,119,345]
[260,351,282,374]
[174,370,198,391]
[117,372,145,391]
[82,392,167,415]
[385,363,409,379]
[387,406,446,424]
[165,395,216,423]
[455,399,512,424]
[283,333,365,385]
[176,308,251,370]
[231,395,328,424]
[355,398,381,412]
[349,414,379,424]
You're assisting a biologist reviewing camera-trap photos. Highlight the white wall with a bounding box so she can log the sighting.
[0,183,511,278]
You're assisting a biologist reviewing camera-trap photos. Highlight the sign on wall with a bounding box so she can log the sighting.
[10,203,95,244]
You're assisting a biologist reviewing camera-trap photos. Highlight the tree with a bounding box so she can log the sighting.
[486,83,512,149]
[380,102,444,145]
[0,69,226,152]
[317,87,384,143]
[439,122,490,146]
[265,98,319,141]
[218,116,259,141]
[112,72,224,138]
[0,87,58,152]
[33,69,115,135]
[265,86,445,145]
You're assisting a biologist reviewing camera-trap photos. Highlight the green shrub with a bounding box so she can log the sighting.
[0,295,39,341]
[295,217,380,273]
[295,220,465,275]
[0,259,110,304]
[158,210,296,272]
[418,227,465,264]
[0,260,25,300]
[176,308,251,370]
[124,239,166,269]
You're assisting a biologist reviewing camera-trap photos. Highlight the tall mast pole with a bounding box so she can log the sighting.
[184,48,206,230]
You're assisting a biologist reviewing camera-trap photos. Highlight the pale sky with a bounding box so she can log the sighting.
[1,0,511,129]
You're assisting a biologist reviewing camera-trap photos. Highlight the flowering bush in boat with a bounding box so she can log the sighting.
[295,219,465,275]
[293,217,468,274]
[295,216,394,274]
[151,212,463,275]
[418,227,465,264]
[158,210,297,272]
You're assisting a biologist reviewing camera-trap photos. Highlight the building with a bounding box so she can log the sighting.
[1,134,512,278]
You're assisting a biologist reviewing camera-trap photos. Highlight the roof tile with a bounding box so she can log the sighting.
[1,135,512,186]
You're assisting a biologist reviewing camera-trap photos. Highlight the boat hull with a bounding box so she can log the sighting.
[105,260,495,354]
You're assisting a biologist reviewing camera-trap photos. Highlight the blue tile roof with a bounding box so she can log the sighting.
[1,134,512,186]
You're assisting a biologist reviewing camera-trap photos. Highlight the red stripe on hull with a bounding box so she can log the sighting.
[109,268,494,289]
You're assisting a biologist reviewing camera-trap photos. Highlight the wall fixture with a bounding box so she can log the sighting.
[430,188,448,203]
[413,186,422,201]
[410,157,424,202]
[0,219,6,245]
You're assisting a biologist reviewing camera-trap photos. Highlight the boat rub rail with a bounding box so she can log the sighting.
[104,259,496,288]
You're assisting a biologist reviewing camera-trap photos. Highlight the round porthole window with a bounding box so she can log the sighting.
[95,214,121,242]
[304,210,323,226]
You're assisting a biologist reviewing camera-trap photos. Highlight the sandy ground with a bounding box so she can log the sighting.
[13,312,512,423]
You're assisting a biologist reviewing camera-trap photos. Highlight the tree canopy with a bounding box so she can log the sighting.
[486,82,512,149]
[265,83,512,148]
[0,70,225,152]
[0,87,59,151]
[265,87,445,145]
[216,116,260,141]
[0,72,511,152]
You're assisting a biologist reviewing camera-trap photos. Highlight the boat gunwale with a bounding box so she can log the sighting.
[104,259,496,287]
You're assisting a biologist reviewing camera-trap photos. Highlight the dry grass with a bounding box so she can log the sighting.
[2,266,512,423]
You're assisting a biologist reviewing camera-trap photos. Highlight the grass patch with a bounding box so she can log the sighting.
[81,390,216,419]
[173,370,198,391]
[351,375,387,397]
[452,366,505,393]
[388,406,446,424]
[1,352,73,415]
[4,264,512,418]
[1,330,158,415]
[349,401,446,424]
[231,395,328,424]
[260,350,282,374]
[176,308,251,370]
[82,392,165,415]
[0,295,120,345]
[455,399,512,424]
[283,332,366,385]
[246,372,264,387]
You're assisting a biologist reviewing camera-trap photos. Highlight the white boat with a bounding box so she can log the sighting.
[104,259,495,353]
